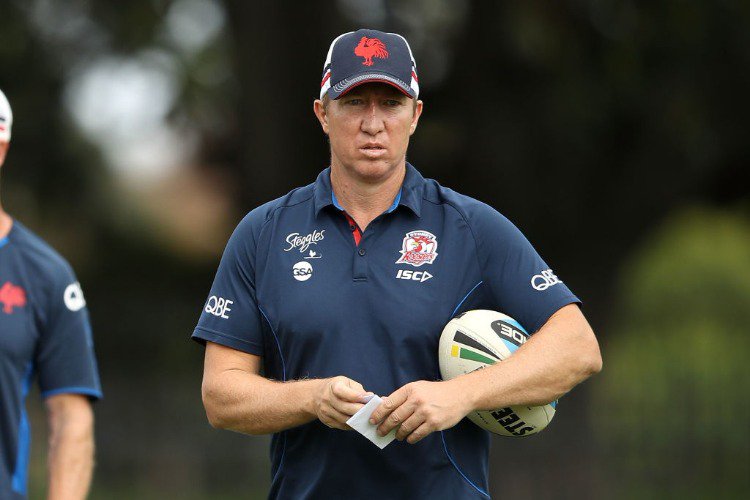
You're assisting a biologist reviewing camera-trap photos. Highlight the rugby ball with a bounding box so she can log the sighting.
[438,310,557,437]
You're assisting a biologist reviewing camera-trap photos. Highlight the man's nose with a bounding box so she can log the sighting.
[360,103,385,135]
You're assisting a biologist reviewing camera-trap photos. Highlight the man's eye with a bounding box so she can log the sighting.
[385,100,402,107]
[346,99,363,105]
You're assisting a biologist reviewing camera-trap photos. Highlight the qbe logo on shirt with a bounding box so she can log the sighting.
[64,282,86,312]
[205,296,233,318]
[531,269,562,291]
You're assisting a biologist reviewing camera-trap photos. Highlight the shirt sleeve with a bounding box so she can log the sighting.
[192,214,264,355]
[35,265,102,400]
[470,203,581,334]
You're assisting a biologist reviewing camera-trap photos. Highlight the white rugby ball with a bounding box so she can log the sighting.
[438,310,557,437]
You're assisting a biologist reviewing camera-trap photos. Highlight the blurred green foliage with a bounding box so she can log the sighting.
[593,206,750,498]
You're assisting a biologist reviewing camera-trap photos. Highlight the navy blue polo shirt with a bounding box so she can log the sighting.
[0,220,101,499]
[193,163,579,499]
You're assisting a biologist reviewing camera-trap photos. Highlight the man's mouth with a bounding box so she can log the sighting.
[359,144,387,157]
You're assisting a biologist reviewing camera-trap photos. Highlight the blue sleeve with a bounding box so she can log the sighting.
[192,214,264,355]
[35,266,102,400]
[470,203,580,334]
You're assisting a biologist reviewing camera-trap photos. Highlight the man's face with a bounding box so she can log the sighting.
[314,83,423,182]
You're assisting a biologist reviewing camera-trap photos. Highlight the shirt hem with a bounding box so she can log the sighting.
[41,386,103,400]
[192,327,264,356]
[527,294,581,334]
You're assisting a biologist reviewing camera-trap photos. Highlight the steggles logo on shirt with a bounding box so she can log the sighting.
[285,230,325,253]
[304,250,322,260]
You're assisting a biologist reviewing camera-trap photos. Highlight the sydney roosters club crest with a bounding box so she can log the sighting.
[0,281,27,314]
[396,231,438,267]
[354,37,389,66]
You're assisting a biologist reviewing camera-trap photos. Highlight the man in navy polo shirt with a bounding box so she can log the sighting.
[194,29,602,499]
[0,88,102,499]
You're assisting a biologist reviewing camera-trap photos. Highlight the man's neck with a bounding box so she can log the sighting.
[330,161,405,231]
[0,206,11,240]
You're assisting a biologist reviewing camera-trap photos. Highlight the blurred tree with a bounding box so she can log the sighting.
[218,0,750,329]
[418,1,750,324]
[221,1,344,203]
[0,1,107,232]
[593,206,750,497]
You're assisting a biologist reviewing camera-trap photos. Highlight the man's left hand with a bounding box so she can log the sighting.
[369,380,472,444]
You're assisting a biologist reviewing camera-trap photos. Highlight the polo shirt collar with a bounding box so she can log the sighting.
[313,162,424,217]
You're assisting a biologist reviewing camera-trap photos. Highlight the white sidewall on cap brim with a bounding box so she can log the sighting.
[328,72,417,100]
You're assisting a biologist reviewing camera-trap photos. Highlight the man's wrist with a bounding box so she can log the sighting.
[302,378,326,418]
[446,376,480,415]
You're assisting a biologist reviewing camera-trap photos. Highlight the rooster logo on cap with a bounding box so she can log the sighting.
[354,37,389,66]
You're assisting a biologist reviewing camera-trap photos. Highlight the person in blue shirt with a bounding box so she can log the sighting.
[0,88,102,499]
[194,29,602,499]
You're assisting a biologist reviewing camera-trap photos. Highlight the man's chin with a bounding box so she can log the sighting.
[348,158,403,182]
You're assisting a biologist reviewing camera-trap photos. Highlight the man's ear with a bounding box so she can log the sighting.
[313,99,330,135]
[0,141,8,168]
[410,100,424,135]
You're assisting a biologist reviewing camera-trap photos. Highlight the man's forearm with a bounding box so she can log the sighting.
[46,396,94,500]
[202,371,326,435]
[457,304,602,411]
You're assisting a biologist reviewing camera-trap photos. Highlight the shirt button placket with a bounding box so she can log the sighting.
[353,241,368,281]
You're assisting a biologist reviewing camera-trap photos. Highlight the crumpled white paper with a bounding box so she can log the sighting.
[346,395,397,449]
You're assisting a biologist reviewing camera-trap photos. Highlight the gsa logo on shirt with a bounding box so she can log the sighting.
[292,261,313,282]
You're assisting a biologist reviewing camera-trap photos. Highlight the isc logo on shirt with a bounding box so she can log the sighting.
[396,269,433,283]
[205,296,233,319]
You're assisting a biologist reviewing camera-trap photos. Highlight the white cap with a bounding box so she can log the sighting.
[0,88,12,143]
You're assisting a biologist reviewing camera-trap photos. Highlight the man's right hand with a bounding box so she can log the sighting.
[314,376,372,430]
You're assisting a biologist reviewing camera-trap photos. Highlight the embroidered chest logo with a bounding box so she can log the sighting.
[396,230,438,267]
[354,37,389,66]
[284,230,325,254]
[0,281,27,314]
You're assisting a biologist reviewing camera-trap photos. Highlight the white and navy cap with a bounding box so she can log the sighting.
[320,29,419,100]
[0,88,12,143]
